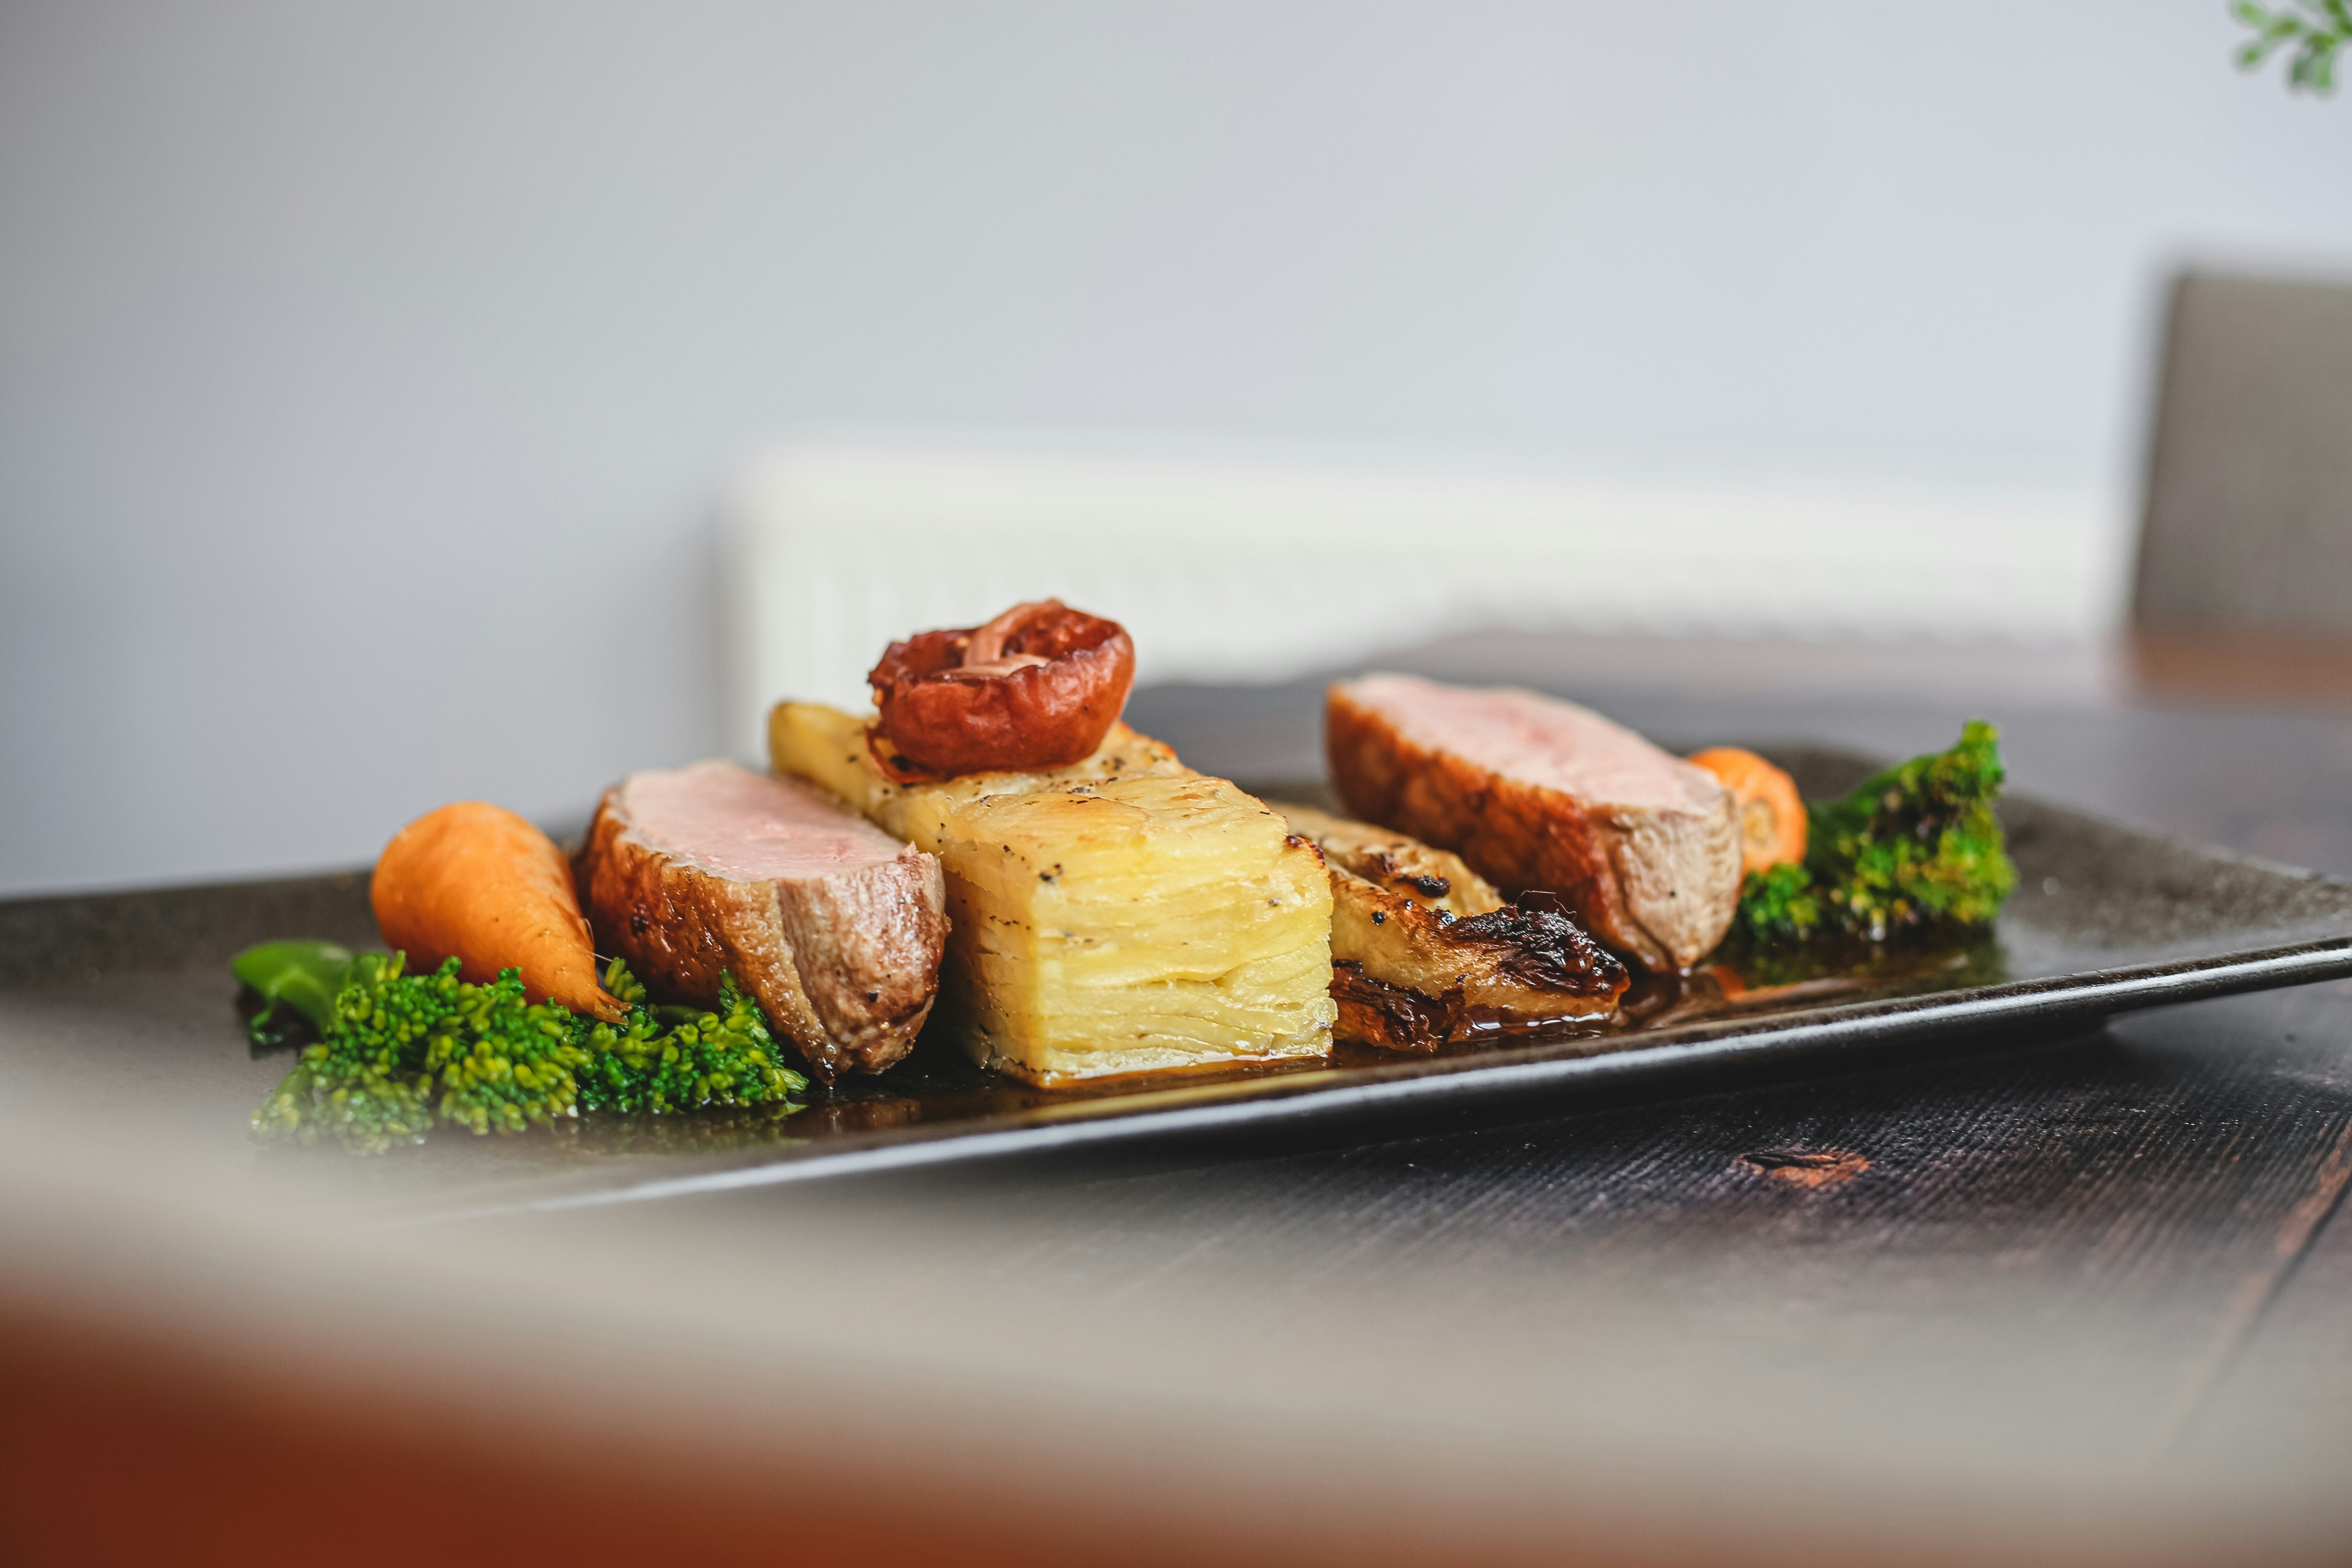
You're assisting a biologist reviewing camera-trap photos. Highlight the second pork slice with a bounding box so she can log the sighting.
[1327,674,1741,971]
[576,760,948,1081]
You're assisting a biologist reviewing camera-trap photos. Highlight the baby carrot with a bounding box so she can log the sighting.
[371,802,623,1020]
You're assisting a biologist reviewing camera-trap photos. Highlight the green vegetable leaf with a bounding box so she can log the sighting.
[232,939,356,1048]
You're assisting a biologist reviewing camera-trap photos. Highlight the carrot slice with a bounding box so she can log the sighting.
[1687,747,1807,876]
[371,802,623,1020]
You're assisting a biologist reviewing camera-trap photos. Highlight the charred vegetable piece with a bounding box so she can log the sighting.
[1331,894,1631,1051]
[1273,802,1627,1049]
[1274,802,1502,918]
[867,599,1136,775]
[1735,721,2016,945]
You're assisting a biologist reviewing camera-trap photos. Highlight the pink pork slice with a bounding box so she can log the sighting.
[575,760,948,1080]
[1326,674,1743,971]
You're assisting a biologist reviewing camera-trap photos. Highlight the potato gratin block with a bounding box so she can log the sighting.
[770,702,1336,1086]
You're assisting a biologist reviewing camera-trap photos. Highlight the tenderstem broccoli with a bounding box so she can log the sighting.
[1735,720,2017,946]
[575,972,804,1115]
[250,952,808,1154]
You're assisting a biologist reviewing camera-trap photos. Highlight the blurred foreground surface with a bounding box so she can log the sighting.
[5,633,2352,1565]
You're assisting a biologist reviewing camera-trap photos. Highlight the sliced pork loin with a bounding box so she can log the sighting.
[576,760,948,1081]
[1326,674,1741,971]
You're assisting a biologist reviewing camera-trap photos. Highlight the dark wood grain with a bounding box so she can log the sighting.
[709,985,2341,1477]
[1125,660,2352,1494]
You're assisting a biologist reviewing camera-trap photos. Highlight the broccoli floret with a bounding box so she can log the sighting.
[1736,720,2017,946]
[576,972,807,1115]
[249,949,807,1154]
[599,954,648,1009]
[1735,860,1823,941]
[426,968,597,1136]
[252,951,451,1152]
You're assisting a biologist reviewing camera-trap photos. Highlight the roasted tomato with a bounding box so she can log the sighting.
[868,600,1136,775]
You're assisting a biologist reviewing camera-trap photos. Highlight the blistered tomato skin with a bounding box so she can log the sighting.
[868,600,1137,776]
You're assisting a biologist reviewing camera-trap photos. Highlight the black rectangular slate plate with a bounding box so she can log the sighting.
[6,749,2351,1219]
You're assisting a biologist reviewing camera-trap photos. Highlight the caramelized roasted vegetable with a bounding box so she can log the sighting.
[868,600,1136,775]
[1275,803,1628,1049]
[1276,803,1502,919]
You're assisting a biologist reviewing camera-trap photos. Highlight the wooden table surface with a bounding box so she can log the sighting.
[5,633,2350,1566]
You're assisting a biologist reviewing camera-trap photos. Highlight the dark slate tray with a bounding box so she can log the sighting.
[5,750,2350,1219]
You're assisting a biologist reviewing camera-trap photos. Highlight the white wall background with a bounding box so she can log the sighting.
[720,440,2124,759]
[5,1,2352,894]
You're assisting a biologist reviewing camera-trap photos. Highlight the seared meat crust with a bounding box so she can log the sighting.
[576,777,948,1081]
[1326,679,1741,971]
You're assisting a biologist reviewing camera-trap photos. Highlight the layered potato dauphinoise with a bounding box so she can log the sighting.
[771,601,1336,1087]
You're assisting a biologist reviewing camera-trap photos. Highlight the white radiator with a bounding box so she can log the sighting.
[720,438,2120,758]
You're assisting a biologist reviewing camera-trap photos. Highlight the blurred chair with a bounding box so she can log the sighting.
[2133,270,2352,698]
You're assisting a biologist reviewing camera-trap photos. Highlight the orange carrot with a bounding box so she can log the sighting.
[1687,747,1808,876]
[371,802,623,1020]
